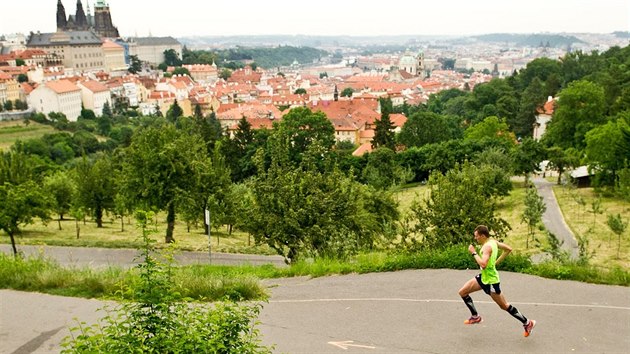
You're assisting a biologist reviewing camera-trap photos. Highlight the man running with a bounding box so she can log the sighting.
[458,225,536,337]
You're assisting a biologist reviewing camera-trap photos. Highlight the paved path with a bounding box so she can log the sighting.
[0,244,286,268]
[2,270,629,353]
[532,177,579,259]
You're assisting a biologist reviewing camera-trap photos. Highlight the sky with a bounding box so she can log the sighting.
[1,0,629,38]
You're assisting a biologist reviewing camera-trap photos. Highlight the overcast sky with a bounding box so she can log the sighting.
[1,0,628,37]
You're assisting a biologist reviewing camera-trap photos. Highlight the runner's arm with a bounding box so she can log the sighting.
[495,241,512,265]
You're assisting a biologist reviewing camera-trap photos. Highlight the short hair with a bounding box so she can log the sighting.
[475,225,490,237]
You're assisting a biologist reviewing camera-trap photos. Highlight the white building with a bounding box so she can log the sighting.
[126,37,182,66]
[28,79,82,121]
[77,80,111,116]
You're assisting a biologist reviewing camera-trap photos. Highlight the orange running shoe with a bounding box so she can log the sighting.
[523,320,536,337]
[464,315,482,324]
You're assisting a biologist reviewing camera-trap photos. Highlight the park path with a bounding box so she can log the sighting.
[531,176,580,259]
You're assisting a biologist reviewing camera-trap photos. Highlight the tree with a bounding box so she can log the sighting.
[163,49,182,66]
[362,147,411,189]
[102,101,113,117]
[521,184,546,248]
[72,154,115,228]
[4,100,13,111]
[121,123,213,243]
[166,99,183,123]
[44,171,76,229]
[585,119,628,185]
[340,87,354,97]
[0,151,51,256]
[271,107,335,166]
[248,144,398,263]
[219,68,232,80]
[511,137,546,183]
[544,80,607,149]
[128,55,142,74]
[512,77,546,138]
[294,88,307,95]
[546,146,580,185]
[172,67,191,76]
[464,116,517,148]
[606,213,628,259]
[398,111,460,148]
[17,74,28,83]
[372,98,396,150]
[409,162,511,249]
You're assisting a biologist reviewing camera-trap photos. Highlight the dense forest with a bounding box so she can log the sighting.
[472,33,583,47]
[1,44,629,263]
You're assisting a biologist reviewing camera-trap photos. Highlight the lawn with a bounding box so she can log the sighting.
[2,179,628,270]
[0,120,56,151]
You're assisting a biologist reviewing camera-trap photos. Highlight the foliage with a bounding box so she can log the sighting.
[372,98,396,150]
[521,184,546,248]
[606,213,628,259]
[0,150,52,255]
[163,49,183,66]
[407,162,511,248]
[61,211,272,353]
[340,87,354,97]
[166,99,184,123]
[362,147,411,189]
[44,170,76,226]
[184,46,327,69]
[398,111,461,148]
[71,154,115,228]
[128,55,142,74]
[544,80,607,149]
[121,123,213,243]
[248,143,399,263]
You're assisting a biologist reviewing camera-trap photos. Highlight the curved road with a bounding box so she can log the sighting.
[532,177,579,259]
[2,269,629,353]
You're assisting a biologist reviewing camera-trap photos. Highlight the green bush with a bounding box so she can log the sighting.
[62,211,272,353]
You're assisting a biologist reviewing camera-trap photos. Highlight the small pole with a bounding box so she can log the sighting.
[205,208,211,260]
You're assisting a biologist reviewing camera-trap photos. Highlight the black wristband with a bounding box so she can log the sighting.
[472,252,477,257]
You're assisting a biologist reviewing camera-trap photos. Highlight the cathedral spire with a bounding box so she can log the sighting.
[56,0,67,30]
[75,0,88,29]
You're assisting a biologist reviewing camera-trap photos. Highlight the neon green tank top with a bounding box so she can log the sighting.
[481,239,500,284]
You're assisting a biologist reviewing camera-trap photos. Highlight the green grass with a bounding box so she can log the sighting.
[0,253,267,301]
[0,120,56,151]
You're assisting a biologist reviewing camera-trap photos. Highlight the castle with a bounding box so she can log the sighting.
[56,0,119,38]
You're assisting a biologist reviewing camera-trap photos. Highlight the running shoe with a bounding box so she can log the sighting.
[523,319,536,337]
[464,315,482,324]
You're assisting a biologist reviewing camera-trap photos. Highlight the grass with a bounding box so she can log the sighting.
[3,216,276,255]
[0,120,56,151]
[552,184,630,269]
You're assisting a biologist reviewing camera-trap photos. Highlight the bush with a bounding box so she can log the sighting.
[62,211,272,353]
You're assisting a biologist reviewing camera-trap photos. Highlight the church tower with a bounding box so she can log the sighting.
[94,0,120,38]
[74,0,88,30]
[56,0,67,30]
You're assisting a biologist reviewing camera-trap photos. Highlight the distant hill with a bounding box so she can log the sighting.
[613,31,630,38]
[471,33,583,47]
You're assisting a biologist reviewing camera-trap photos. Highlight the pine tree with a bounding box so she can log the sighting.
[372,98,396,150]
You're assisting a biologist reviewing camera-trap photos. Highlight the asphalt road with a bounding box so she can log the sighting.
[2,269,629,353]
[532,177,579,259]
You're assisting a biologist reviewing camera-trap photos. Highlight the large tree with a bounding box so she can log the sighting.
[72,154,115,228]
[121,123,213,243]
[372,98,396,150]
[544,80,607,149]
[0,151,51,256]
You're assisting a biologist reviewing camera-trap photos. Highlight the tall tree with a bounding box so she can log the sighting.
[0,151,51,256]
[121,123,212,243]
[166,99,183,123]
[372,98,396,150]
[44,171,76,230]
[72,154,115,228]
[544,80,607,149]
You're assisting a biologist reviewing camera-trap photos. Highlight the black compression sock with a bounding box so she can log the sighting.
[507,305,528,324]
[462,295,478,316]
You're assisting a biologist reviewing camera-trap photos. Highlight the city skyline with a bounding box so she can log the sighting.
[0,0,628,38]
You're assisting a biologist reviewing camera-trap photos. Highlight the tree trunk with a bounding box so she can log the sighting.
[9,232,18,257]
[165,202,175,243]
[228,224,233,235]
[58,218,62,230]
[75,219,80,239]
[95,206,103,228]
[121,216,124,232]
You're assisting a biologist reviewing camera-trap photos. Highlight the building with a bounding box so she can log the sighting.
[126,37,182,66]
[533,96,556,141]
[77,79,111,116]
[26,30,105,72]
[56,0,119,38]
[0,71,21,103]
[28,79,82,121]
[102,39,126,72]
